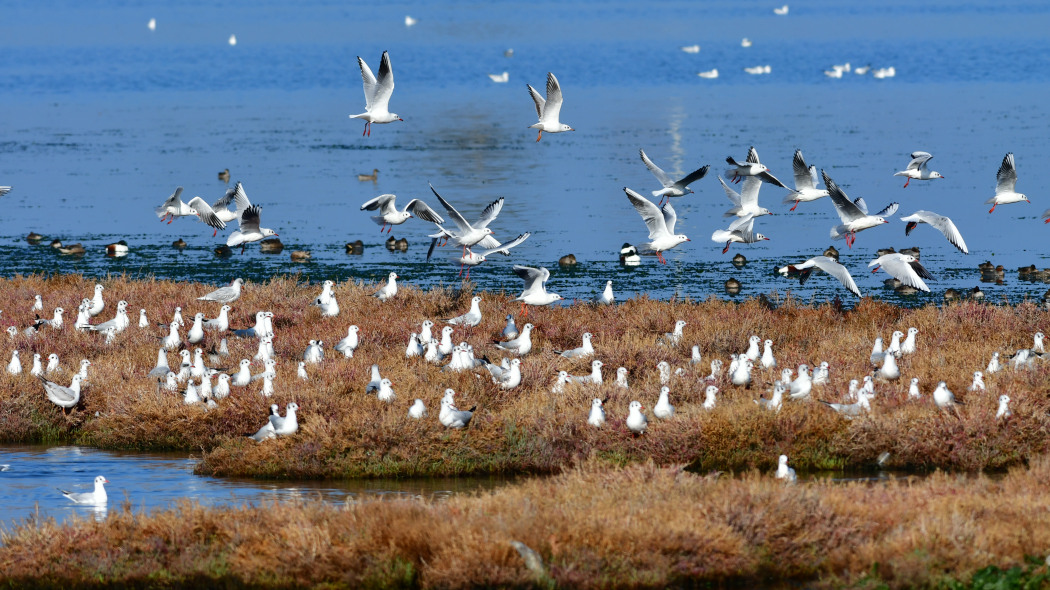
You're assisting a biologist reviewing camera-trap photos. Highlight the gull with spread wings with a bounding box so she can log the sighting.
[349,50,402,137]
[623,187,690,264]
[527,72,574,142]
[638,149,710,205]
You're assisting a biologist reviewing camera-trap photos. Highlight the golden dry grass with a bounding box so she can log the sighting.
[3,458,1050,588]
[0,275,1048,478]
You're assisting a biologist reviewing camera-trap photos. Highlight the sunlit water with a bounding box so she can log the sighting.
[1,1,1049,306]
[0,445,513,529]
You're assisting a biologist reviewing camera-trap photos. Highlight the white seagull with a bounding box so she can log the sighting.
[597,280,615,305]
[41,374,83,409]
[374,272,399,301]
[724,146,788,189]
[718,176,772,219]
[777,256,861,296]
[624,187,690,264]
[446,296,483,327]
[587,398,606,427]
[349,51,402,137]
[868,253,934,292]
[894,151,944,188]
[901,210,968,254]
[986,152,1030,213]
[488,71,509,83]
[360,193,445,233]
[711,213,769,254]
[495,322,533,355]
[775,455,797,483]
[511,266,563,315]
[823,170,897,248]
[527,71,574,142]
[639,148,710,205]
[59,475,109,505]
[626,401,647,434]
[427,185,501,256]
[556,332,594,359]
[227,205,277,253]
[198,278,244,304]
[783,149,830,211]
[334,325,359,358]
[155,186,198,224]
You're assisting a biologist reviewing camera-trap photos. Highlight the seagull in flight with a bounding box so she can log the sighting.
[717,176,772,219]
[360,193,445,233]
[823,170,897,248]
[527,72,574,142]
[155,186,198,224]
[783,149,830,211]
[227,205,278,253]
[512,265,563,315]
[638,149,710,205]
[711,213,769,254]
[426,184,501,256]
[869,253,934,292]
[349,50,402,137]
[986,152,1029,213]
[724,146,788,189]
[623,187,689,264]
[894,151,944,188]
[901,210,968,254]
[778,256,861,296]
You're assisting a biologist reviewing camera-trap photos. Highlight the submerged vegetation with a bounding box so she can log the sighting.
[4,459,1050,588]
[0,274,1047,479]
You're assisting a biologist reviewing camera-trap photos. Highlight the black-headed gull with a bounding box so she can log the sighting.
[724,146,788,189]
[703,385,718,409]
[452,232,532,278]
[227,205,278,253]
[269,402,299,436]
[821,392,872,417]
[87,284,105,317]
[638,149,710,205]
[969,371,985,391]
[773,5,789,15]
[334,325,359,358]
[496,322,533,355]
[446,296,483,327]
[41,374,82,409]
[374,272,398,301]
[409,399,426,419]
[624,187,690,264]
[718,176,771,219]
[761,340,776,369]
[901,210,968,254]
[488,71,509,83]
[6,351,20,375]
[869,253,933,292]
[777,256,861,296]
[894,151,943,188]
[775,455,796,482]
[626,401,647,434]
[697,68,718,79]
[365,364,382,394]
[360,193,445,233]
[350,51,402,137]
[527,72,574,142]
[568,359,603,384]
[823,170,897,248]
[661,320,687,346]
[933,381,961,411]
[597,281,614,305]
[587,398,606,427]
[155,186,198,224]
[711,213,769,254]
[512,266,563,315]
[987,152,1029,213]
[557,332,594,359]
[783,150,830,211]
[187,196,229,237]
[615,367,629,388]
[59,475,109,505]
[30,353,43,377]
[427,185,501,255]
[377,378,396,402]
[654,387,675,419]
[0,186,11,197]
[198,278,244,303]
[996,395,1011,419]
[901,327,919,355]
[502,315,519,340]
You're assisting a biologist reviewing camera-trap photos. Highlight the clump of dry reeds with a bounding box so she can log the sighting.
[3,458,1050,588]
[0,275,1048,477]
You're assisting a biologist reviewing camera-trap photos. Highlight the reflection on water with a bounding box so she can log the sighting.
[0,445,515,529]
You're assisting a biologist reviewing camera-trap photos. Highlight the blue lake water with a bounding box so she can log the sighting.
[1,0,1050,305]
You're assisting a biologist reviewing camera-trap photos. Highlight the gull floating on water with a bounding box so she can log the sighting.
[59,475,109,505]
[823,170,897,248]
[697,69,718,79]
[639,148,710,205]
[773,5,789,15]
[360,193,445,233]
[901,210,968,254]
[624,187,690,264]
[869,253,933,292]
[894,151,944,188]
[783,150,830,211]
[350,51,402,137]
[527,72,574,142]
[743,65,771,75]
[488,71,509,83]
[680,44,700,53]
[986,152,1029,213]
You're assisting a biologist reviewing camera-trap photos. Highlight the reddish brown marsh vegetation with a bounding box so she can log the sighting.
[0,275,1047,478]
[3,459,1050,588]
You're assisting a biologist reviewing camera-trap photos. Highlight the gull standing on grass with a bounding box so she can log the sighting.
[409,399,427,419]
[626,401,648,434]
[901,211,969,254]
[638,148,710,205]
[502,315,519,340]
[227,205,278,253]
[557,332,594,359]
[511,266,563,315]
[986,152,1030,213]
[587,398,606,427]
[823,170,897,248]
[446,296,483,327]
[869,253,934,292]
[527,72,574,142]
[569,360,604,384]
[269,402,299,436]
[724,146,789,189]
[360,193,445,233]
[496,322,533,355]
[59,475,109,505]
[654,387,675,419]
[777,256,861,296]
[41,374,83,409]
[334,325,359,358]
[624,187,690,264]
[597,281,615,305]
[894,151,944,188]
[933,381,962,412]
[783,149,831,211]
[87,284,105,317]
[349,51,402,137]
[374,272,399,301]
[996,395,1012,419]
